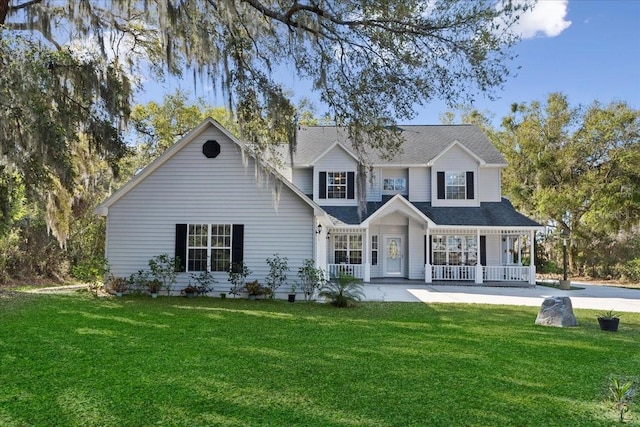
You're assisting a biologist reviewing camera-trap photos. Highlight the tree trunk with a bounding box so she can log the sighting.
[0,0,9,26]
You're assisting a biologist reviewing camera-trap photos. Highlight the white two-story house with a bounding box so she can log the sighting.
[95,119,541,293]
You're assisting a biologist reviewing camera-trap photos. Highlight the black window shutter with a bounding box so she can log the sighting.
[466,171,474,199]
[437,172,445,199]
[232,224,244,265]
[480,236,486,266]
[347,171,355,199]
[319,172,326,199]
[175,224,187,272]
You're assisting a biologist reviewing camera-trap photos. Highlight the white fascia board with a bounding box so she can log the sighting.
[426,140,486,166]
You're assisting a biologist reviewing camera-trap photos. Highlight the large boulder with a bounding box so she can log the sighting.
[535,296,578,327]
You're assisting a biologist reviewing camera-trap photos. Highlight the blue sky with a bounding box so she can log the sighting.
[140,0,640,126]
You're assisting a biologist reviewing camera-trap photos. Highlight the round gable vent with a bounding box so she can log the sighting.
[203,140,221,158]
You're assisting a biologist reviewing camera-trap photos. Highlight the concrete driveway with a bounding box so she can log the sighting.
[362,281,640,313]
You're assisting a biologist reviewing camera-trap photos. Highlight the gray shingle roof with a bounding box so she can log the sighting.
[294,125,506,165]
[322,197,540,227]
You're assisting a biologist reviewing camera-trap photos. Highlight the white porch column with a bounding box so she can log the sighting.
[364,228,371,282]
[424,228,432,283]
[316,221,328,275]
[529,229,536,285]
[475,228,483,284]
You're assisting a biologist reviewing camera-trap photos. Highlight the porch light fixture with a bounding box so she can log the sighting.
[316,224,322,234]
[327,231,331,239]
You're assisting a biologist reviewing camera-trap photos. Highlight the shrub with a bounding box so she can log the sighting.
[148,254,180,296]
[265,254,289,297]
[228,261,251,298]
[188,270,217,295]
[620,258,640,282]
[319,272,364,307]
[297,259,325,301]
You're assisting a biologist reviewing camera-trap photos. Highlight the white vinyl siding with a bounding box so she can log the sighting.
[104,126,314,286]
[367,167,382,202]
[292,167,313,195]
[478,167,502,202]
[408,167,430,202]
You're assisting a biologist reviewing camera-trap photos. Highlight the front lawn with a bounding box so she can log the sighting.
[1,292,638,426]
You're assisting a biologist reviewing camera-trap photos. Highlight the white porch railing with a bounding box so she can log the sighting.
[430,265,529,282]
[327,264,365,279]
[432,265,476,281]
[483,265,529,282]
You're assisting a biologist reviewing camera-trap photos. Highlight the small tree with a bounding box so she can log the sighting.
[609,377,636,423]
[297,259,325,301]
[71,256,109,297]
[319,272,364,307]
[265,254,289,298]
[149,254,181,296]
[228,262,251,298]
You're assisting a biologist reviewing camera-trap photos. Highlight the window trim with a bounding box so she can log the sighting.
[332,234,363,265]
[185,223,233,272]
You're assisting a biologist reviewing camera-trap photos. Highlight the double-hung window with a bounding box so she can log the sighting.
[437,171,474,200]
[333,234,363,264]
[446,172,466,199]
[318,171,355,200]
[327,172,347,199]
[187,224,232,272]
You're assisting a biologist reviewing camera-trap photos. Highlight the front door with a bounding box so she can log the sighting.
[384,235,404,277]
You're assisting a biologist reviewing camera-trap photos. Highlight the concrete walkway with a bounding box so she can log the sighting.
[362,281,640,313]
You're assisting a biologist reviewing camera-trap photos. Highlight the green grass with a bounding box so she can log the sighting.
[1,291,639,426]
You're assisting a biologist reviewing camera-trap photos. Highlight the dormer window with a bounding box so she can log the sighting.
[319,171,355,200]
[437,171,474,200]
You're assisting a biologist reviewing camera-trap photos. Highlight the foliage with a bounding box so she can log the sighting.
[0,33,130,246]
[621,259,640,283]
[107,277,129,294]
[228,262,252,298]
[129,270,151,294]
[319,272,365,308]
[492,93,640,277]
[598,310,620,320]
[244,280,269,297]
[187,270,217,296]
[297,259,326,301]
[2,295,639,426]
[148,254,181,296]
[608,377,636,423]
[264,254,289,298]
[2,0,531,221]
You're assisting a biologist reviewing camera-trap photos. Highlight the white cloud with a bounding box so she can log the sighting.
[513,0,572,39]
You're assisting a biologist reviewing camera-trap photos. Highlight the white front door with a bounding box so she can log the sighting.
[384,235,404,276]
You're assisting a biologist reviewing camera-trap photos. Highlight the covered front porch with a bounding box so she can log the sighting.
[316,195,543,286]
[321,226,539,285]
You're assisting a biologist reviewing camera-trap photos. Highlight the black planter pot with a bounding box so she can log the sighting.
[288,294,296,303]
[598,317,619,332]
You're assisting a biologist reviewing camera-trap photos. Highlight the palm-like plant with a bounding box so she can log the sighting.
[319,272,365,307]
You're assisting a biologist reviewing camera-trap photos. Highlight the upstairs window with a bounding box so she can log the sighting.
[437,171,474,200]
[328,172,347,199]
[383,178,407,193]
[446,172,466,199]
[319,171,355,200]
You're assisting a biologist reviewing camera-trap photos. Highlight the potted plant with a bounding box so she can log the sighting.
[597,310,620,332]
[244,280,264,300]
[181,284,199,298]
[147,279,162,298]
[288,284,296,303]
[108,276,129,297]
